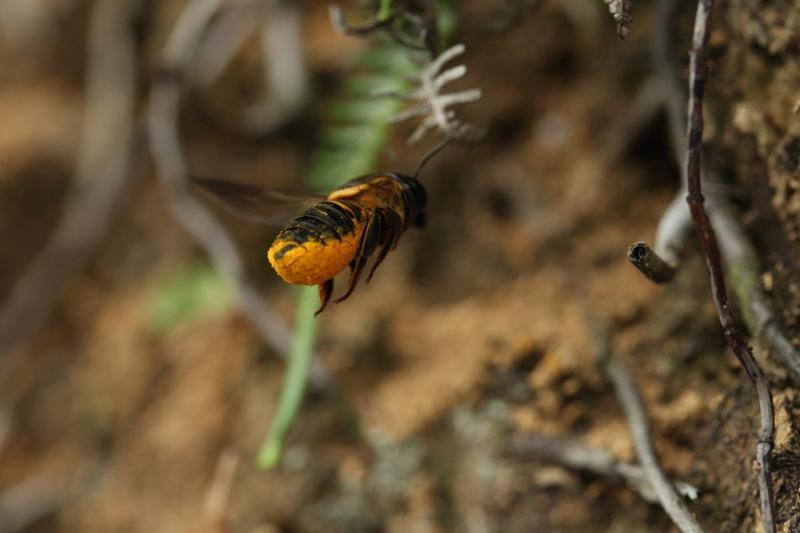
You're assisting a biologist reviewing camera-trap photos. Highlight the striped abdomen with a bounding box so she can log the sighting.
[267,200,366,285]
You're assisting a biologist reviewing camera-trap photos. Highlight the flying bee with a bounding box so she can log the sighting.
[190,172,427,314]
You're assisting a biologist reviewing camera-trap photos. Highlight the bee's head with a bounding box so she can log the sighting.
[393,174,427,228]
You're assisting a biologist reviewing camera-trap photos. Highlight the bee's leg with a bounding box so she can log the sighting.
[316,279,334,315]
[366,239,393,283]
[359,211,382,258]
[386,211,404,250]
[335,257,367,303]
[366,211,402,283]
[335,214,382,303]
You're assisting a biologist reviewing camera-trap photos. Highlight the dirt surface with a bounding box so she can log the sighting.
[1,1,799,532]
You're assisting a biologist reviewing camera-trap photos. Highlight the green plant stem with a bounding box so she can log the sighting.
[436,0,457,51]
[256,35,415,471]
[377,0,392,21]
[256,285,319,469]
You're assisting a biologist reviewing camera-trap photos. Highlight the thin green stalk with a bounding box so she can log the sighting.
[377,0,392,21]
[256,30,416,471]
[256,285,319,469]
[436,0,457,51]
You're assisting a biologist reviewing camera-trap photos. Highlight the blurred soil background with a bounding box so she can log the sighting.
[1,0,799,532]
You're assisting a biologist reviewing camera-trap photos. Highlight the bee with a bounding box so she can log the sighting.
[191,173,427,314]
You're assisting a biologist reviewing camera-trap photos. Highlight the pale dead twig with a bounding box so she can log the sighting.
[625,1,684,283]
[604,0,633,39]
[148,0,281,349]
[147,0,331,387]
[710,204,800,378]
[512,434,700,504]
[243,1,309,133]
[203,448,240,525]
[0,461,99,533]
[329,9,483,162]
[0,475,65,533]
[376,43,484,145]
[604,358,704,533]
[189,0,309,134]
[518,310,701,529]
[0,0,77,48]
[586,312,701,531]
[189,0,273,86]
[0,0,141,362]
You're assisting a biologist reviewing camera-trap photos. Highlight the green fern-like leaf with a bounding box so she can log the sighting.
[308,43,417,189]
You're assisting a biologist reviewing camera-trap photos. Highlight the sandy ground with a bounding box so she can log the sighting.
[1,1,799,532]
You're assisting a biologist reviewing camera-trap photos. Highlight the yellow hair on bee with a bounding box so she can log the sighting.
[267,228,364,286]
[326,183,370,201]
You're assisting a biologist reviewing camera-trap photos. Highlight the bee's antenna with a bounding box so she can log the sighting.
[412,136,454,179]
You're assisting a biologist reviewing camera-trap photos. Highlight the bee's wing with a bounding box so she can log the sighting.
[189,176,325,225]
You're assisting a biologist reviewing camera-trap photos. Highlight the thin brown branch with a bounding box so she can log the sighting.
[603,358,704,533]
[627,241,677,283]
[0,0,141,361]
[511,434,700,504]
[627,0,800,380]
[328,3,428,51]
[685,1,775,530]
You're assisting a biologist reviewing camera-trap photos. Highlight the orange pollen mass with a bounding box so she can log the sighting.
[267,228,363,286]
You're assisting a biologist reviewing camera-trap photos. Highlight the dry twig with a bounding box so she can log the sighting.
[147,0,331,387]
[376,43,484,145]
[189,0,309,134]
[522,310,701,530]
[147,0,283,349]
[0,461,99,533]
[626,0,686,283]
[0,475,65,533]
[604,0,633,39]
[512,434,700,504]
[684,1,775,528]
[243,1,309,133]
[203,448,240,526]
[710,204,800,377]
[328,3,428,51]
[604,358,704,533]
[0,0,141,361]
[628,0,800,382]
[0,0,75,48]
[189,0,272,86]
